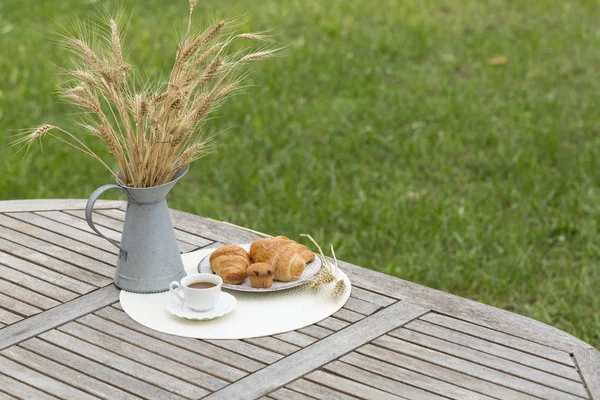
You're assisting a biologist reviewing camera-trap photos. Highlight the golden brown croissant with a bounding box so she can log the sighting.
[249,236,290,263]
[270,241,313,281]
[299,246,315,263]
[209,245,251,284]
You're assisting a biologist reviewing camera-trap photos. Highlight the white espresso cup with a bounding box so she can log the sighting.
[169,273,222,311]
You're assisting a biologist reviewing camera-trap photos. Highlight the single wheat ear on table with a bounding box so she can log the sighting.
[17,0,281,188]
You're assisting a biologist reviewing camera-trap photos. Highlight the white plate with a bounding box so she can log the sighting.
[198,243,322,292]
[167,291,236,320]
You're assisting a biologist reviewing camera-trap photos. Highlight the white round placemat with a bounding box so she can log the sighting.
[120,249,351,339]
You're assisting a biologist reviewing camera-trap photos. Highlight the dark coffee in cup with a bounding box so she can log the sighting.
[187,282,216,289]
[170,273,223,311]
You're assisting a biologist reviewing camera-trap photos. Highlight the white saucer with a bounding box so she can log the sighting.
[167,292,236,321]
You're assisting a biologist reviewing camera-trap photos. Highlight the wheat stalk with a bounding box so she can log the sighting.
[236,33,266,41]
[19,2,279,188]
[301,234,347,300]
[241,49,280,62]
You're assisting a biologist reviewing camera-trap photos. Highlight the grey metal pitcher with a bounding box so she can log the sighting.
[85,165,189,293]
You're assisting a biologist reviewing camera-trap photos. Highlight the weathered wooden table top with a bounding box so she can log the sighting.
[0,199,597,400]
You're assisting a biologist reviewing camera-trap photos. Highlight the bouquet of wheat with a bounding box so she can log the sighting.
[16,0,278,188]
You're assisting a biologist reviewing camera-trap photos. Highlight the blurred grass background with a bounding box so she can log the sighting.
[0,0,598,348]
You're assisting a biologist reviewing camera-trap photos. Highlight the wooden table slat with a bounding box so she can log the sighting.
[0,373,60,400]
[0,307,22,325]
[0,292,42,317]
[273,331,318,348]
[357,343,539,400]
[0,225,114,278]
[422,313,576,366]
[374,335,584,400]
[0,286,119,351]
[297,325,334,340]
[37,211,123,243]
[305,370,407,400]
[205,339,284,365]
[244,336,302,356]
[0,236,111,287]
[8,211,119,254]
[98,306,269,372]
[20,337,183,400]
[341,351,496,400]
[0,356,98,400]
[0,264,78,303]
[391,328,587,396]
[204,301,428,400]
[64,209,128,232]
[76,313,247,382]
[286,379,359,400]
[406,319,582,381]
[40,329,210,399]
[343,296,382,315]
[269,386,319,400]
[0,279,60,310]
[58,321,227,392]
[316,316,350,331]
[324,360,449,400]
[2,346,141,400]
[0,251,95,294]
[348,286,396,307]
[574,348,600,400]
[0,200,123,213]
[0,214,117,266]
[331,308,365,323]
[0,388,19,400]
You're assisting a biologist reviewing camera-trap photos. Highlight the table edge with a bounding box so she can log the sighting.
[574,348,600,400]
[0,199,124,213]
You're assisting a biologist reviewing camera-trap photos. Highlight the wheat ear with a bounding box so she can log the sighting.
[331,280,346,300]
[236,33,265,41]
[179,20,226,63]
[240,49,280,62]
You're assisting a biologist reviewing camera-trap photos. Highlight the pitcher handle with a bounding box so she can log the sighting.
[86,184,126,254]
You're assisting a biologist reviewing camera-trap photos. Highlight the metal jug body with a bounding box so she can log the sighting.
[86,165,189,293]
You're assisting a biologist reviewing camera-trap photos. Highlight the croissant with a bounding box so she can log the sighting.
[209,245,251,284]
[270,241,314,282]
[249,236,290,263]
[298,245,316,263]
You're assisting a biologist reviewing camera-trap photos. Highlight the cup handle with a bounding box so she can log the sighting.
[169,281,184,305]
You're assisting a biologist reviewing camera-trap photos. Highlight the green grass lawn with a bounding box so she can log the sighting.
[1,0,598,348]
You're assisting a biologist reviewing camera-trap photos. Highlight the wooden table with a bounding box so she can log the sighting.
[0,199,598,400]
